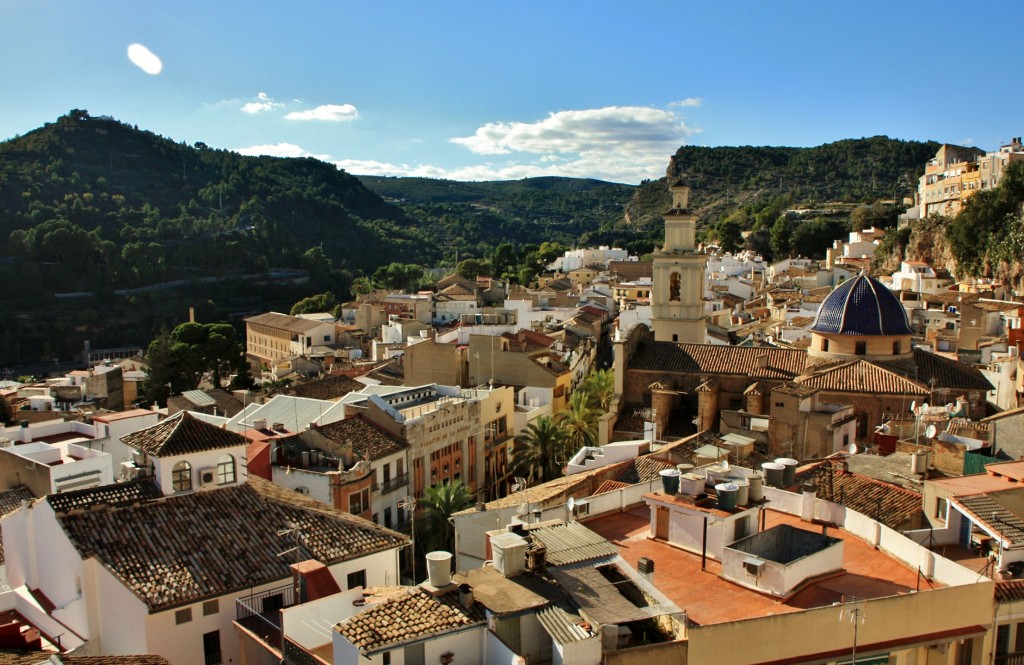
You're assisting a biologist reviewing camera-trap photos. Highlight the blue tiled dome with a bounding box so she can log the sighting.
[810,274,913,336]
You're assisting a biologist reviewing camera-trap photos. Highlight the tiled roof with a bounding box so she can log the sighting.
[628,341,807,380]
[874,348,993,392]
[592,480,631,495]
[48,478,163,514]
[796,360,929,395]
[55,477,406,611]
[810,274,913,336]
[608,261,652,281]
[337,587,484,652]
[0,486,33,516]
[363,360,405,386]
[616,456,676,485]
[996,580,1024,603]
[952,490,1024,546]
[285,375,368,401]
[772,382,821,398]
[122,411,248,457]
[798,460,923,530]
[314,416,408,461]
[245,312,326,334]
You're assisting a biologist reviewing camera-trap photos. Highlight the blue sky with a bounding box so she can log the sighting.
[3,1,1022,184]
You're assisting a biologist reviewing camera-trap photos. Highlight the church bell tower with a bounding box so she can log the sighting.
[652,179,706,343]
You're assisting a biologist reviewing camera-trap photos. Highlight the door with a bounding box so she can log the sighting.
[203,630,221,665]
[656,506,670,540]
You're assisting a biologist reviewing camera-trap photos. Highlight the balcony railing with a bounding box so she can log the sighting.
[235,584,296,650]
[378,473,409,495]
[997,652,1024,665]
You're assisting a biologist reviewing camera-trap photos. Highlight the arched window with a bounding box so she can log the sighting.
[172,461,192,492]
[217,454,236,485]
[670,272,681,301]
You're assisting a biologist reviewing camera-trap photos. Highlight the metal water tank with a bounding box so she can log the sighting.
[716,483,739,511]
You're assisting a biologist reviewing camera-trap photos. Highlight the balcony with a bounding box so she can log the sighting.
[377,473,409,495]
[235,584,297,650]
[997,653,1024,665]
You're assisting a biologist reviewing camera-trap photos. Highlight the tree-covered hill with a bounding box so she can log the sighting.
[625,136,941,230]
[356,175,637,256]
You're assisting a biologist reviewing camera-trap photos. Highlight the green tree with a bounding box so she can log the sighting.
[511,416,569,484]
[141,321,247,404]
[718,219,743,254]
[850,203,897,232]
[291,291,337,316]
[557,391,599,451]
[579,369,614,414]
[417,480,473,554]
[770,215,793,259]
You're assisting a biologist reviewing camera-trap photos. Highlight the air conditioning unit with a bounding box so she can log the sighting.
[199,468,217,487]
[571,499,590,518]
[131,449,146,465]
[295,486,309,495]
[743,557,766,576]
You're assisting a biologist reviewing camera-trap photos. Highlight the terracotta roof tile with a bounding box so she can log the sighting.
[996,580,1024,603]
[54,477,406,611]
[245,312,327,334]
[592,480,631,495]
[616,457,676,485]
[284,375,366,401]
[0,486,33,565]
[314,415,408,461]
[797,360,929,395]
[797,460,923,530]
[629,341,807,380]
[337,588,483,652]
[121,412,249,457]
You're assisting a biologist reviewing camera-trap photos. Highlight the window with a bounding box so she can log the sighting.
[172,461,192,492]
[936,499,948,521]
[672,334,678,342]
[347,569,367,590]
[821,338,829,352]
[383,652,391,665]
[855,341,866,355]
[203,600,219,616]
[349,488,370,515]
[384,507,392,528]
[175,608,192,625]
[893,341,901,355]
[216,454,235,485]
[324,335,331,342]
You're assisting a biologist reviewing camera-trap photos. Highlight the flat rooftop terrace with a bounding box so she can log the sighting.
[585,505,930,626]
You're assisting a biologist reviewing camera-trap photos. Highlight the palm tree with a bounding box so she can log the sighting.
[511,416,568,484]
[417,480,473,555]
[557,390,599,451]
[579,368,614,414]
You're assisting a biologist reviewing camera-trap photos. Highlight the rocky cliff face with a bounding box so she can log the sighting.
[875,216,1024,294]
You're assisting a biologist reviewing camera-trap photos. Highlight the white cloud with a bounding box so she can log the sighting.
[241,92,284,114]
[127,43,162,75]
[671,97,703,108]
[233,143,332,161]
[443,105,694,182]
[285,104,359,122]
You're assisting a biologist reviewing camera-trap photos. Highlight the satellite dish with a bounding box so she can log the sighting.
[848,443,859,454]
[721,460,730,471]
[567,496,575,511]
[925,424,937,439]
[921,403,929,412]
[909,401,917,414]
[945,403,956,413]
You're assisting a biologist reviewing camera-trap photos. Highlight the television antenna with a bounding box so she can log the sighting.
[399,496,417,582]
[839,596,866,664]
[512,476,529,517]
